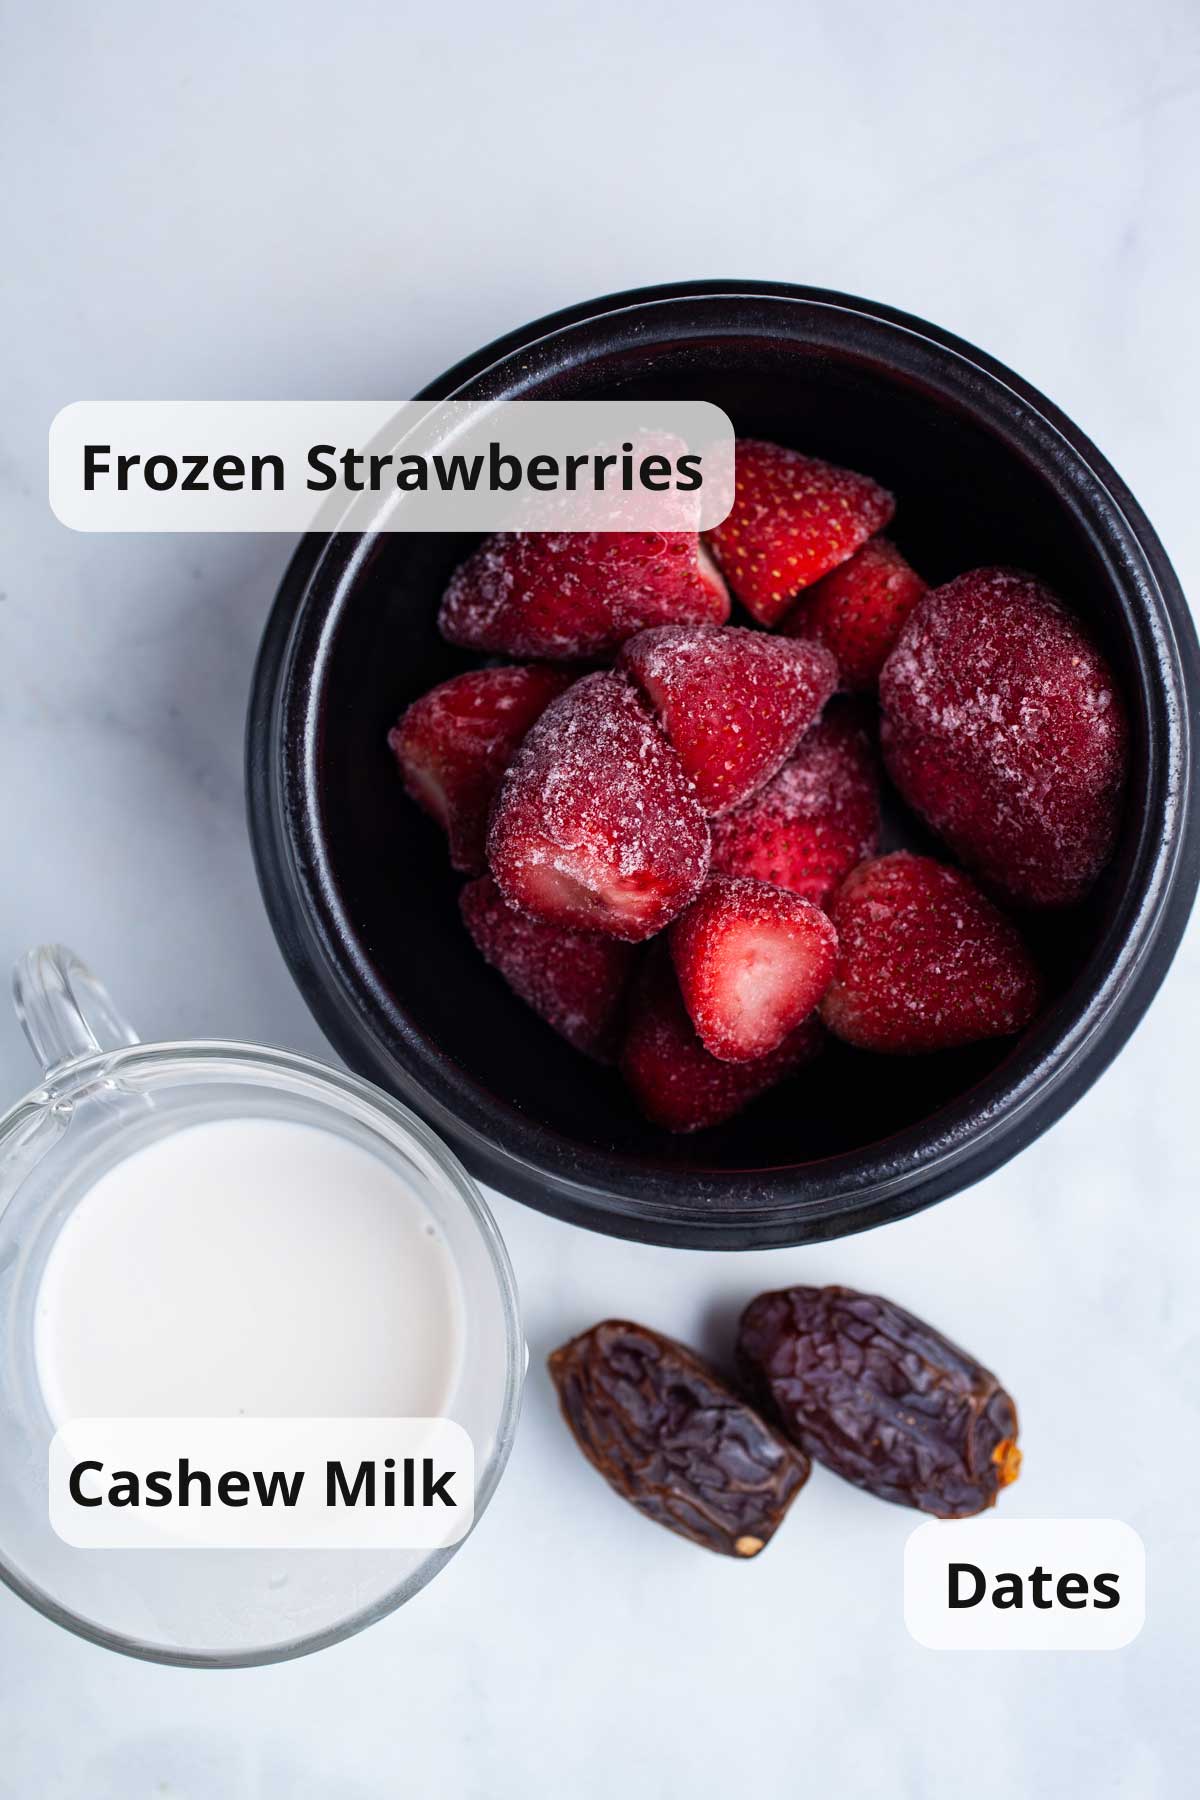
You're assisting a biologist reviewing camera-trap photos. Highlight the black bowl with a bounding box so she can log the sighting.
[247,281,1200,1249]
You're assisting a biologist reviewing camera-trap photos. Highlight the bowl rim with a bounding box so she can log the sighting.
[246,279,1200,1249]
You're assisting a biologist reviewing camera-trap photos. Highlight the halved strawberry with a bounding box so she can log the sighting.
[439,531,729,661]
[782,536,927,691]
[620,950,823,1133]
[487,672,710,941]
[387,663,572,872]
[705,441,894,625]
[618,624,836,815]
[709,703,880,909]
[669,876,837,1063]
[459,875,636,1061]
[880,567,1128,907]
[821,853,1042,1054]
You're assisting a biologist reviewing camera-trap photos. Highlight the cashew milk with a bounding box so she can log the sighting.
[35,1117,465,1424]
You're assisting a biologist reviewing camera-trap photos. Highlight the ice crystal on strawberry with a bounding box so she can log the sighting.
[388,663,571,872]
[710,703,880,909]
[487,671,710,941]
[439,530,729,661]
[880,567,1127,906]
[460,875,636,1061]
[821,853,1042,1054]
[620,623,836,815]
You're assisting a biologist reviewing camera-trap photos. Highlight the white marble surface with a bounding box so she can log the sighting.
[3,2,1199,1794]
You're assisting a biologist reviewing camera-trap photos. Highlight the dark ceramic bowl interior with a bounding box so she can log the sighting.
[247,281,1199,1248]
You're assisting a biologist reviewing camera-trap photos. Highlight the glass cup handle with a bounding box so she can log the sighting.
[12,945,140,1080]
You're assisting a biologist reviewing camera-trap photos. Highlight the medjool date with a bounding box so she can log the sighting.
[548,1320,810,1556]
[737,1285,1020,1518]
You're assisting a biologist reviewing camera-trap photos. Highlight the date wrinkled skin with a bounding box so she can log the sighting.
[737,1285,1020,1519]
[549,1320,810,1556]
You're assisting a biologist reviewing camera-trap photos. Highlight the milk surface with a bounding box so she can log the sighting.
[35,1118,465,1424]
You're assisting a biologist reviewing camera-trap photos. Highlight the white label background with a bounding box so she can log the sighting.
[48,400,734,533]
[904,1518,1145,1650]
[50,1418,474,1550]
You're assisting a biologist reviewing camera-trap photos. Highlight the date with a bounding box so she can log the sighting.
[736,1285,1020,1519]
[548,1320,810,1556]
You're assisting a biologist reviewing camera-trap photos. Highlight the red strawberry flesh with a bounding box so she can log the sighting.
[619,624,836,815]
[709,702,881,909]
[459,875,635,1061]
[387,663,572,872]
[669,876,837,1063]
[782,535,927,691]
[439,530,729,661]
[620,951,823,1133]
[487,671,710,941]
[705,440,895,625]
[879,567,1128,907]
[821,852,1042,1054]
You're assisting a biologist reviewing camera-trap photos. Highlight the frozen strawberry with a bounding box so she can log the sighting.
[618,624,836,815]
[821,853,1041,1054]
[439,531,729,661]
[880,568,1128,907]
[705,440,895,626]
[620,950,824,1133]
[782,536,927,691]
[487,672,710,941]
[669,876,837,1063]
[709,703,881,909]
[459,875,635,1061]
[387,663,572,872]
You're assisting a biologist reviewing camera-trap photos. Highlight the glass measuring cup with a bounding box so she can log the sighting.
[0,946,523,1666]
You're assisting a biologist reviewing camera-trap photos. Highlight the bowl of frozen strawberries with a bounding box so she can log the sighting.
[247,281,1200,1247]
